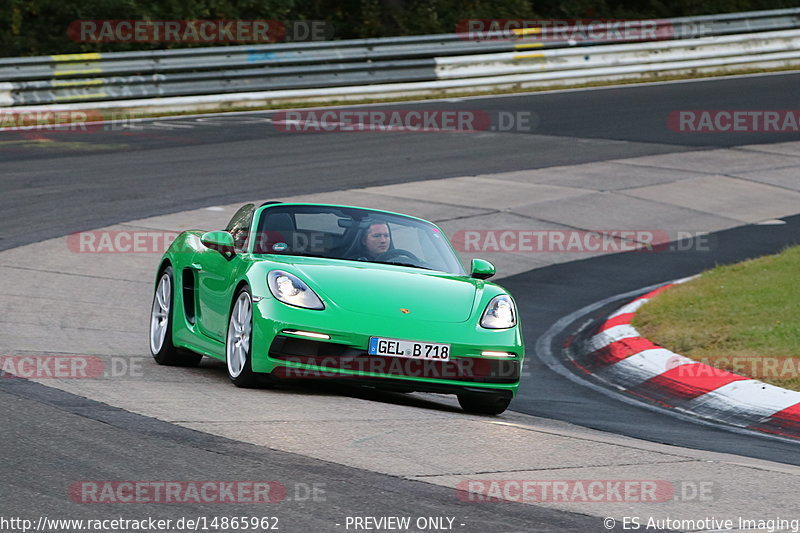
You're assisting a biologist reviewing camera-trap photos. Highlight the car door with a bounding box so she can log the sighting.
[194,204,255,342]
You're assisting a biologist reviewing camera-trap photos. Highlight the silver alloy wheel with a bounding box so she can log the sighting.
[227,291,252,378]
[149,273,171,354]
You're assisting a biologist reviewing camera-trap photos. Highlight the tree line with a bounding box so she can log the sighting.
[0,0,795,57]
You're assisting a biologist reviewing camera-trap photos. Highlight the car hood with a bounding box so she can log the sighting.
[292,261,478,323]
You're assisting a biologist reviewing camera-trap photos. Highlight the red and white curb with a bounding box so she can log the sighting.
[573,282,800,439]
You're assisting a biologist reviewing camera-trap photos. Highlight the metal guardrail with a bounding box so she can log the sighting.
[436,30,800,79]
[1,8,799,108]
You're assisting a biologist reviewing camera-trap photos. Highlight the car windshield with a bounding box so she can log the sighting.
[253,204,465,275]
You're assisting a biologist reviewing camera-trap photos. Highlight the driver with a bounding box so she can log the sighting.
[360,222,391,259]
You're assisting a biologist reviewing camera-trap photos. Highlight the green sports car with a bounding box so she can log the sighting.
[149,202,524,414]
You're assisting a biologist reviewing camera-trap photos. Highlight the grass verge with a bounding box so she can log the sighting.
[633,245,800,391]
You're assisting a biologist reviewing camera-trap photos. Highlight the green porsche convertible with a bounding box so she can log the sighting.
[149,202,524,414]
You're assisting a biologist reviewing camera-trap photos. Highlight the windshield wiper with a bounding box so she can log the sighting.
[259,252,327,258]
[381,261,433,270]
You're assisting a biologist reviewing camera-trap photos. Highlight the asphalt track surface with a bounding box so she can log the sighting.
[3,71,800,251]
[2,72,800,528]
[0,379,597,531]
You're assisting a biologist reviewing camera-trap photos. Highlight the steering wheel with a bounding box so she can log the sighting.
[376,248,421,263]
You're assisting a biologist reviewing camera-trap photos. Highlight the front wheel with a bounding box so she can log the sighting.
[149,266,202,366]
[226,288,261,388]
[457,393,512,415]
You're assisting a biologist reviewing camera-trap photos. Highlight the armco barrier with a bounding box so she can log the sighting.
[435,30,800,79]
[1,8,799,110]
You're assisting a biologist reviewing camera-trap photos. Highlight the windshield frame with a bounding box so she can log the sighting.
[250,203,466,276]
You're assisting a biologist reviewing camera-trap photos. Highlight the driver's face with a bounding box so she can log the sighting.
[364,223,390,257]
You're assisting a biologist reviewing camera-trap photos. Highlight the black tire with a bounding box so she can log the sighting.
[457,393,512,415]
[226,287,262,388]
[149,265,203,367]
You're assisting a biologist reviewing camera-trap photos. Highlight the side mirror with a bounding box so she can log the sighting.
[201,231,235,254]
[470,258,496,280]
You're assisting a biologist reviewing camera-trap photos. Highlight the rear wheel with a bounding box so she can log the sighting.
[226,287,261,388]
[149,266,203,366]
[457,393,512,415]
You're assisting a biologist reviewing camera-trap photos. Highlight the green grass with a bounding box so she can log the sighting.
[633,245,800,391]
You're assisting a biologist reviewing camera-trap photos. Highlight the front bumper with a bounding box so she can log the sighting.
[250,298,524,395]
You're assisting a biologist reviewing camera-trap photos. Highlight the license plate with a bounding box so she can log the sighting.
[368,337,450,361]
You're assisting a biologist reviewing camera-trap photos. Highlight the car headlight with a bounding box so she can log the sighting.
[267,270,324,310]
[480,295,516,329]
